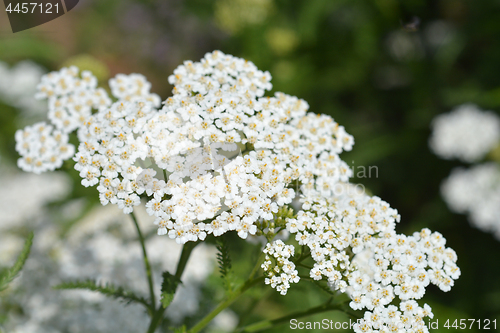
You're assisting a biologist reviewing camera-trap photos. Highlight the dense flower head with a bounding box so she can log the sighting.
[286,191,460,332]
[15,122,75,174]
[261,240,299,295]
[429,104,500,162]
[15,51,354,244]
[109,73,162,106]
[37,66,113,134]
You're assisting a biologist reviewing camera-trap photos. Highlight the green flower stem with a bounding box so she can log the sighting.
[235,298,350,333]
[130,211,156,313]
[146,241,199,333]
[297,262,313,270]
[187,276,265,333]
[174,241,199,280]
[247,250,265,281]
[294,246,310,264]
[184,227,273,332]
[186,246,266,333]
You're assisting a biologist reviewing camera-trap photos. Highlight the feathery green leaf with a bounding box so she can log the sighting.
[0,232,34,292]
[216,235,233,292]
[54,279,150,310]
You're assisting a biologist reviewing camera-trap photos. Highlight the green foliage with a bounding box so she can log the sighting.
[54,279,149,310]
[0,232,34,292]
[0,37,63,64]
[216,235,234,292]
[160,272,181,308]
[173,325,187,333]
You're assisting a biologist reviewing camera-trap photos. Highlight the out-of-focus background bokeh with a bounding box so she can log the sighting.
[1,1,500,332]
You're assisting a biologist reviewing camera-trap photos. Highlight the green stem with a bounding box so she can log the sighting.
[247,250,265,281]
[174,241,198,280]
[297,263,313,270]
[130,211,156,313]
[294,247,310,264]
[187,277,265,333]
[186,243,266,333]
[146,241,199,333]
[235,298,350,333]
[236,288,273,327]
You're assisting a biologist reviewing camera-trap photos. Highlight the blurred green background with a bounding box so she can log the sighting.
[1,0,500,332]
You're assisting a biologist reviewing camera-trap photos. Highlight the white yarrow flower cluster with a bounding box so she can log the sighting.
[286,192,460,332]
[429,104,500,162]
[15,67,112,173]
[109,73,162,106]
[261,240,299,295]
[37,66,112,133]
[15,122,75,174]
[16,51,354,245]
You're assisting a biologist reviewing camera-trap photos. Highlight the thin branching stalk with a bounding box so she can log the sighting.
[247,250,265,281]
[235,297,351,332]
[130,211,156,313]
[146,241,199,333]
[187,277,265,333]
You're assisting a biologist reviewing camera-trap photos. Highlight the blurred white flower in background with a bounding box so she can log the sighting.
[0,61,47,115]
[210,310,239,332]
[0,235,25,263]
[424,20,455,50]
[429,104,500,162]
[0,202,220,332]
[0,169,71,230]
[430,104,500,240]
[441,163,500,239]
[385,30,425,62]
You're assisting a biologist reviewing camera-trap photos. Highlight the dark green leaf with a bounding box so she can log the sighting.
[160,272,181,308]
